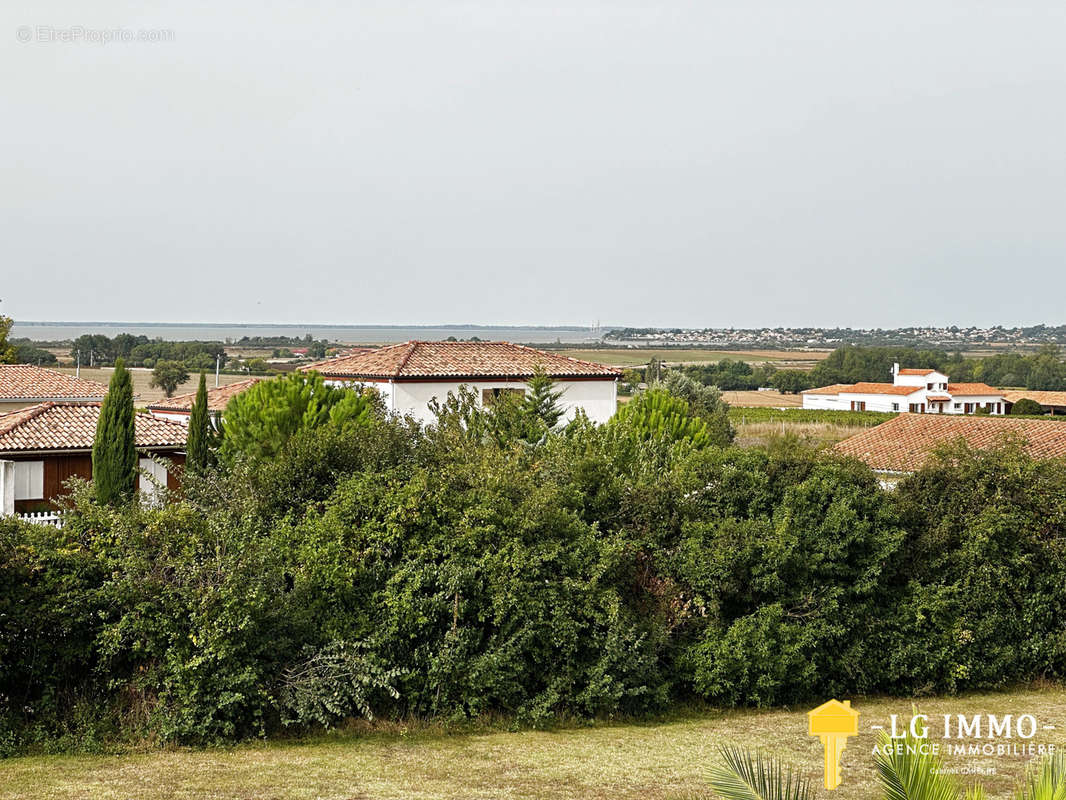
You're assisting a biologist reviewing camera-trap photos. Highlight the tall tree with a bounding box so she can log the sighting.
[93,359,138,504]
[522,366,565,430]
[0,315,16,364]
[185,372,212,474]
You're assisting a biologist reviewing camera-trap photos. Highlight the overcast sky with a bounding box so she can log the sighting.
[2,1,1065,329]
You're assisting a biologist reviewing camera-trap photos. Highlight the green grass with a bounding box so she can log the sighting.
[728,407,898,428]
[3,687,1065,799]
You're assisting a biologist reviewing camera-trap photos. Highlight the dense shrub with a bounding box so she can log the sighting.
[3,387,1066,752]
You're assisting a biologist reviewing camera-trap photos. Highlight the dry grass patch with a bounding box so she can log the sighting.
[722,390,804,408]
[53,367,255,406]
[2,688,1064,800]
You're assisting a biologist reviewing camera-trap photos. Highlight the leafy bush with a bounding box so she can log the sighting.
[1011,397,1046,416]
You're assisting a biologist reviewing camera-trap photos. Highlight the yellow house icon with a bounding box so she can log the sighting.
[808,699,859,790]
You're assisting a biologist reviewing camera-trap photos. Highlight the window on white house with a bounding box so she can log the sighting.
[13,461,44,500]
[138,457,169,501]
[892,403,899,411]
[954,403,961,409]
[481,388,525,406]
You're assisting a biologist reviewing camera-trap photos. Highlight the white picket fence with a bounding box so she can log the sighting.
[16,510,64,528]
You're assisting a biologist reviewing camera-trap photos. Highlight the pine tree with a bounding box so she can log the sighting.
[522,366,565,430]
[185,372,211,474]
[93,358,138,504]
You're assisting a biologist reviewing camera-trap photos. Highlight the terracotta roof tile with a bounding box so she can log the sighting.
[802,384,855,395]
[303,341,621,380]
[925,395,952,402]
[147,378,261,413]
[946,383,1002,396]
[835,414,1066,472]
[897,368,938,375]
[1003,390,1066,407]
[0,364,107,401]
[840,382,925,396]
[0,402,187,453]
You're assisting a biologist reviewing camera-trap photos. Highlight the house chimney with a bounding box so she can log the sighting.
[892,362,899,377]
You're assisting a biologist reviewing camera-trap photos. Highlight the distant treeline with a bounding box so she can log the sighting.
[808,345,1066,390]
[58,334,333,369]
[9,340,58,366]
[69,334,228,370]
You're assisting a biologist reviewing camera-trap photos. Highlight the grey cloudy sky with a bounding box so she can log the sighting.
[2,1,1065,329]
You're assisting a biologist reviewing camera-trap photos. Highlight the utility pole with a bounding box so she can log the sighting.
[215,353,221,388]
[76,349,81,378]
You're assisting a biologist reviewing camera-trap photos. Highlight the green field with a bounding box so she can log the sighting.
[727,407,898,427]
[0,687,1061,800]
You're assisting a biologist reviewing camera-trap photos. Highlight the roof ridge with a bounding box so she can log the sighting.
[393,340,420,377]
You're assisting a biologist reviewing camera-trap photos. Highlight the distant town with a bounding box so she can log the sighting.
[603,325,1066,349]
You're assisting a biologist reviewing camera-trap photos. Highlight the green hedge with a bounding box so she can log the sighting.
[3,404,1066,752]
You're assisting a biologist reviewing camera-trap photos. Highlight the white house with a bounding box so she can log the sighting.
[303,341,621,425]
[802,364,1006,414]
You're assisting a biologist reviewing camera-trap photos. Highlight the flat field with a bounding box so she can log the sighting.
[721,390,803,408]
[562,349,830,369]
[54,367,253,406]
[1,687,1062,800]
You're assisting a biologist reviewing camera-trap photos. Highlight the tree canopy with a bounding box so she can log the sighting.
[220,372,377,462]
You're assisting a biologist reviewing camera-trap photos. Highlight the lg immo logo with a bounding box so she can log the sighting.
[807,700,1058,791]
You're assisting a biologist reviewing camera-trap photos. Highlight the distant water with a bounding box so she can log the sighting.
[12,321,601,345]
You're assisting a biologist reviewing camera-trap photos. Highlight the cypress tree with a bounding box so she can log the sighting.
[93,358,138,504]
[185,372,211,474]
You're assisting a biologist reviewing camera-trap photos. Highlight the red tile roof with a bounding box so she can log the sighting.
[839,382,924,396]
[147,378,261,413]
[0,402,187,453]
[946,383,1002,396]
[1003,390,1066,407]
[302,341,621,380]
[835,413,1066,472]
[897,368,938,376]
[925,395,952,402]
[802,384,855,396]
[0,364,107,401]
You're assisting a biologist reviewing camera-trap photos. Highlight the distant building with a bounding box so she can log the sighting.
[835,413,1066,483]
[0,402,187,514]
[147,378,261,424]
[1003,390,1066,416]
[0,364,107,413]
[802,364,1005,414]
[302,340,621,425]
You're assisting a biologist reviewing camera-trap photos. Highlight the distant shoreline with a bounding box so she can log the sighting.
[10,321,603,346]
[13,321,594,331]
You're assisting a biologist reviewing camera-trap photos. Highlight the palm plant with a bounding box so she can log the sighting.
[708,746,813,800]
[873,731,959,800]
[703,736,1066,800]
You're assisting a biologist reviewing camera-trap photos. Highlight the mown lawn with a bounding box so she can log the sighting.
[3,687,1064,799]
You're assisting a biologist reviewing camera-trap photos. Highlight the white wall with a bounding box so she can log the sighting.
[894,371,949,388]
[837,392,923,413]
[0,460,14,516]
[148,410,191,425]
[802,394,849,410]
[946,395,1006,415]
[327,378,617,425]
